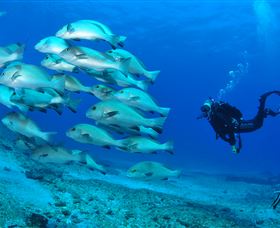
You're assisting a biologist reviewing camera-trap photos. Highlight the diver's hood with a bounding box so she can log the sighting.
[201,99,213,112]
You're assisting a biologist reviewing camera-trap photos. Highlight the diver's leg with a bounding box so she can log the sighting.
[238,120,260,133]
[238,91,280,133]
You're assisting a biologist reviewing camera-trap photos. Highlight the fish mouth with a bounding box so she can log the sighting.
[34,44,41,51]
[85,112,90,118]
[86,110,95,118]
[65,131,72,138]
[126,173,132,178]
[55,30,64,38]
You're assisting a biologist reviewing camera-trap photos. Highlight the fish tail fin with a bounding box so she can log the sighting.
[85,154,106,174]
[51,76,65,95]
[172,169,181,178]
[145,70,160,83]
[118,57,131,74]
[66,98,81,113]
[51,104,64,115]
[50,96,64,104]
[139,126,159,139]
[111,35,127,49]
[159,107,171,117]
[162,141,174,154]
[137,80,149,91]
[6,43,25,56]
[41,132,57,142]
[81,86,92,95]
[149,117,167,134]
[15,43,25,60]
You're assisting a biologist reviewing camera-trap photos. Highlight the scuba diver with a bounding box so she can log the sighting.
[198,91,280,154]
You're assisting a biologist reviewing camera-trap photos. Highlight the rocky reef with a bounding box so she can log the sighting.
[0,129,279,227]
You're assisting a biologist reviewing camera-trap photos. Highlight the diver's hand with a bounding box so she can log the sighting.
[232,145,240,154]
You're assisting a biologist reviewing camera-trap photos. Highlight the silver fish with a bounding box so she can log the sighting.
[118,136,173,154]
[35,36,70,55]
[41,54,79,73]
[106,49,160,82]
[87,69,149,91]
[66,123,122,149]
[113,87,170,116]
[58,46,130,74]
[10,88,80,113]
[86,100,166,134]
[127,161,180,180]
[56,20,126,49]
[32,145,106,174]
[0,62,65,94]
[1,112,56,141]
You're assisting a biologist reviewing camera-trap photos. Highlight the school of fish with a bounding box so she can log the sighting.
[0,19,179,180]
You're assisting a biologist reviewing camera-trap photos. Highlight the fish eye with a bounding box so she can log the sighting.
[108,50,113,53]
[92,106,96,110]
[130,169,136,173]
[71,128,76,131]
[120,91,124,94]
[96,85,99,88]
[12,92,16,95]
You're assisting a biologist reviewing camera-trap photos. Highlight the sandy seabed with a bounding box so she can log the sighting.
[0,135,279,227]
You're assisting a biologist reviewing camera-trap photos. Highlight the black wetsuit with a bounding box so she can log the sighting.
[208,91,280,150]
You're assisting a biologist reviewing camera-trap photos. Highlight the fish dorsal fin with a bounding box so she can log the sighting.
[83,20,108,34]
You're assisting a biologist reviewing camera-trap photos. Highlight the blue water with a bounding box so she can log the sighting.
[1,0,280,174]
